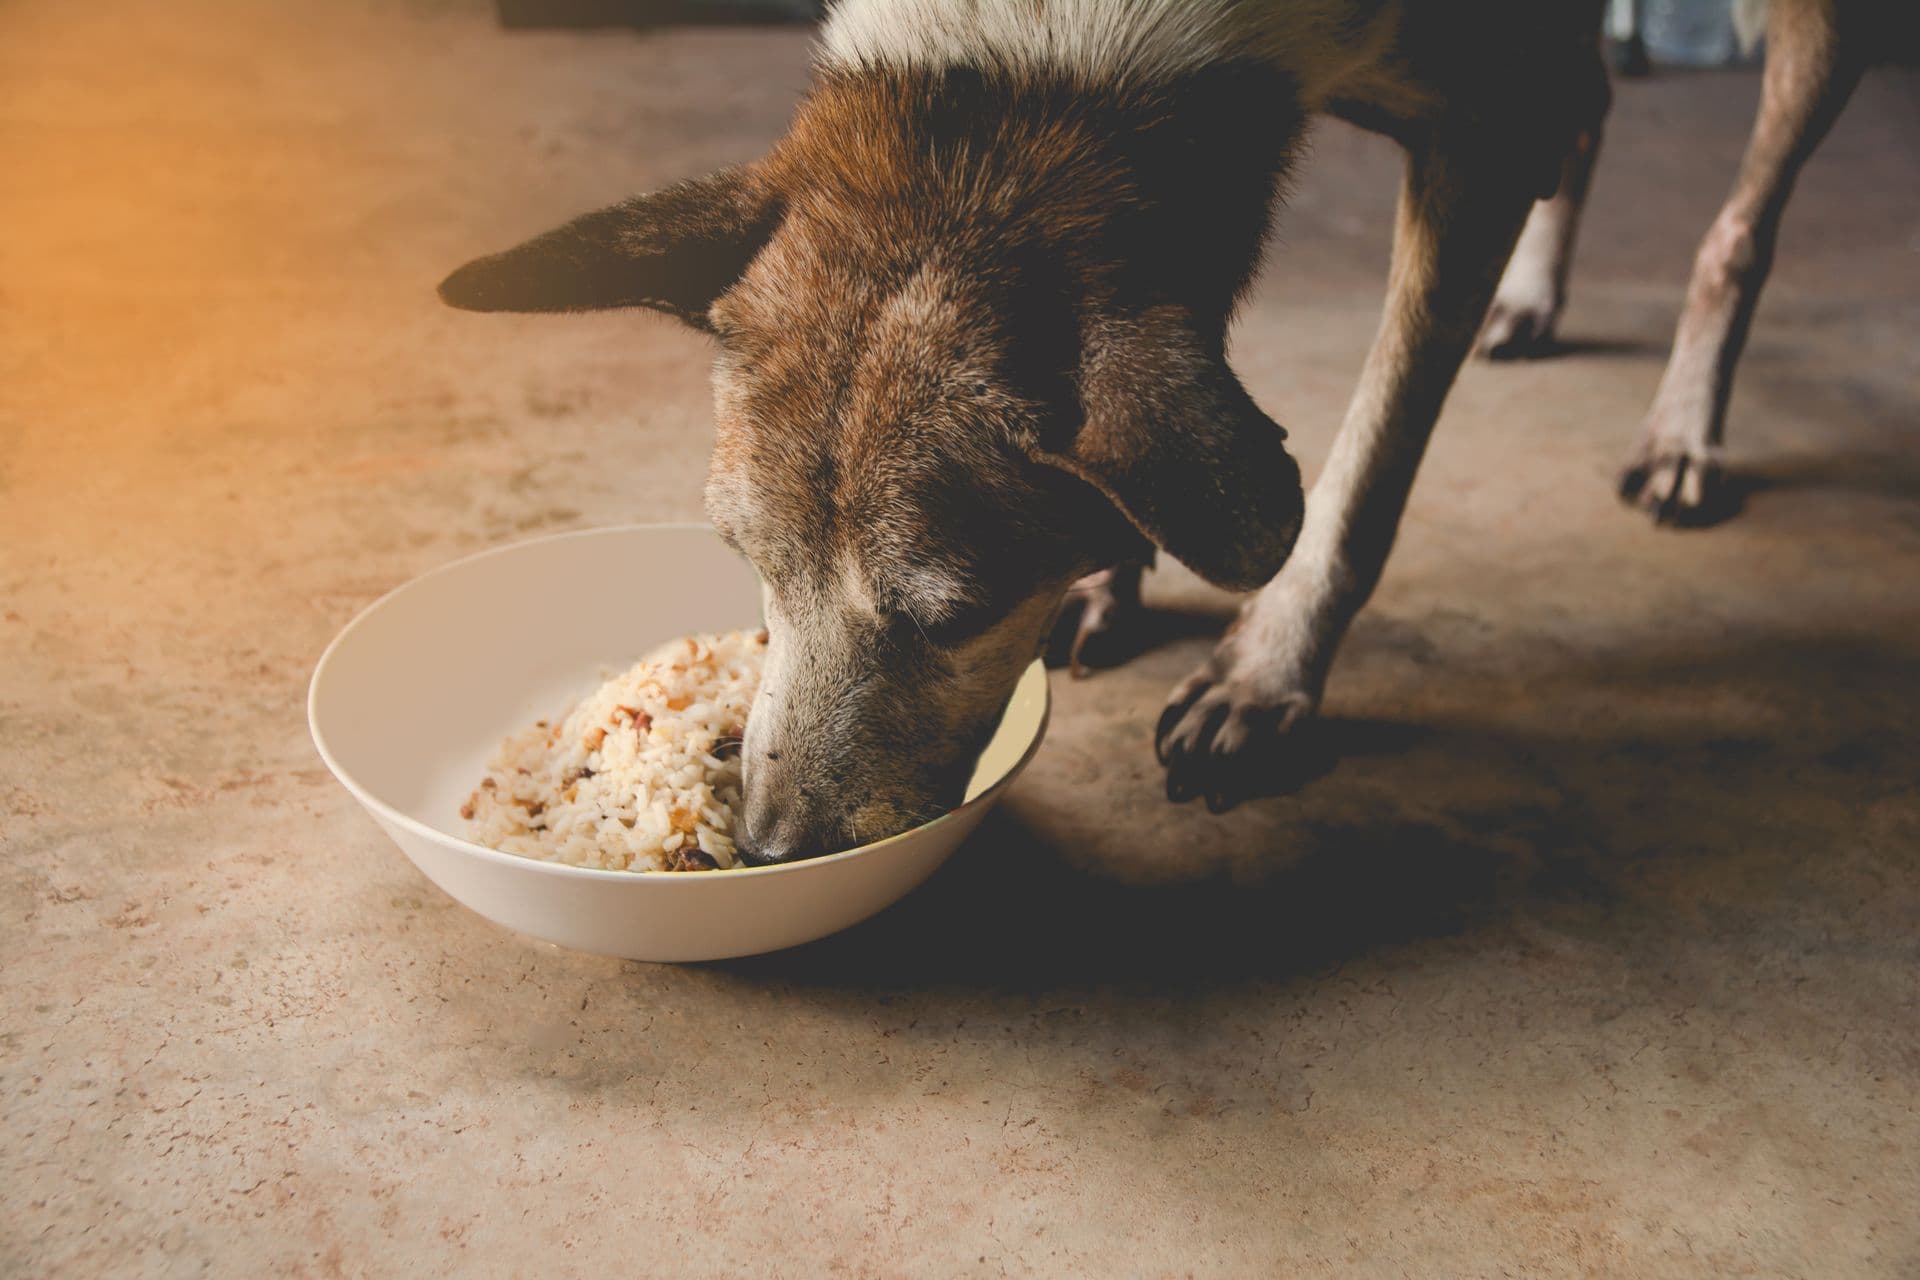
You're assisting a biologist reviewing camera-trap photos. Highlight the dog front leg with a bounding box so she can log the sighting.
[1156,141,1537,808]
[1619,0,1864,523]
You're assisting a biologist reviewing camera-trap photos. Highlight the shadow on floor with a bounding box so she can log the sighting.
[1044,602,1227,675]
[719,799,1518,993]
[715,630,1920,995]
[1740,449,1920,503]
[1633,448,1920,529]
[1486,334,1670,362]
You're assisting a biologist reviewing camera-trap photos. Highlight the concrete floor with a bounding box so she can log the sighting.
[4,2,1918,1275]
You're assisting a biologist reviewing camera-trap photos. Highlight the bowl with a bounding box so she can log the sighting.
[308,524,1050,961]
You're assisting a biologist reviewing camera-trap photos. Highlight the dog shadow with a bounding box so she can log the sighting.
[1180,715,1429,805]
[1619,466,1761,528]
[717,799,1507,994]
[716,629,1920,997]
[1636,449,1920,529]
[1484,334,1668,362]
[716,715,1508,993]
[1044,601,1225,674]
[1739,450,1920,504]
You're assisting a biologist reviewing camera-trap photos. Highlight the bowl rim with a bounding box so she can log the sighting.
[308,523,1051,885]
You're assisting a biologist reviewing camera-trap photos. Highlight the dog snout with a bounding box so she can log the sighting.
[736,793,839,866]
[737,764,949,863]
[737,736,819,864]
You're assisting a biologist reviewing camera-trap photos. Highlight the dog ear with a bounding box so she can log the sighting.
[437,167,780,329]
[1029,307,1304,592]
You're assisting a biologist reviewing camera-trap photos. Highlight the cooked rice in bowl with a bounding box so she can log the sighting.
[463,629,766,872]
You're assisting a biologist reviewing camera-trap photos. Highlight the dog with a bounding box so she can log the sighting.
[441,0,1898,860]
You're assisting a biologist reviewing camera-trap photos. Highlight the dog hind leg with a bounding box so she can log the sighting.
[1477,120,1606,360]
[1047,560,1149,677]
[1620,0,1864,524]
[1156,139,1537,808]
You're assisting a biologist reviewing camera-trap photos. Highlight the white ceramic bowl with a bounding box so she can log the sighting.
[309,524,1049,961]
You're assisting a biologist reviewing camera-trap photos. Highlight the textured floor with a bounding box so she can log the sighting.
[4,3,1919,1275]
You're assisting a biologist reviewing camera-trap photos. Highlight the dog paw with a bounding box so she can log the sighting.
[1154,640,1320,812]
[1476,290,1561,360]
[1618,439,1726,526]
[1047,564,1145,677]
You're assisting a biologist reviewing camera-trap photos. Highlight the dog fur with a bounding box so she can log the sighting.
[442,0,1894,856]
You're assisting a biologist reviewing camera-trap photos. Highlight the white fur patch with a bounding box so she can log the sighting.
[817,0,1237,82]
[836,552,880,616]
[838,548,969,630]
[895,561,970,625]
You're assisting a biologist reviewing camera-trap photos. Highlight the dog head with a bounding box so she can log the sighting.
[440,67,1305,860]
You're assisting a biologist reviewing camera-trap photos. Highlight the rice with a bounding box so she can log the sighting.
[462,629,767,872]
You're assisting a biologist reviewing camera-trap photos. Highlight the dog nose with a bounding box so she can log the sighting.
[734,839,785,867]
[736,805,833,866]
[733,828,786,867]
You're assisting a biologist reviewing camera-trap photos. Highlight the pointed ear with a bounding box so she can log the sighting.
[437,166,780,329]
[1030,308,1304,592]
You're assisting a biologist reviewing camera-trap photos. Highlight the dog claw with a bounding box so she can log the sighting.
[1619,444,1725,527]
[1154,674,1208,766]
[1154,645,1319,811]
[1476,296,1559,360]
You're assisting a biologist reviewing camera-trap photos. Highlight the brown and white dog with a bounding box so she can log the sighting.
[442,0,1898,860]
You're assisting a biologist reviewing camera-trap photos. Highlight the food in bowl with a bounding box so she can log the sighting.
[463,629,768,871]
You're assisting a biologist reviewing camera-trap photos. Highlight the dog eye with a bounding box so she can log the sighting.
[904,602,996,649]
